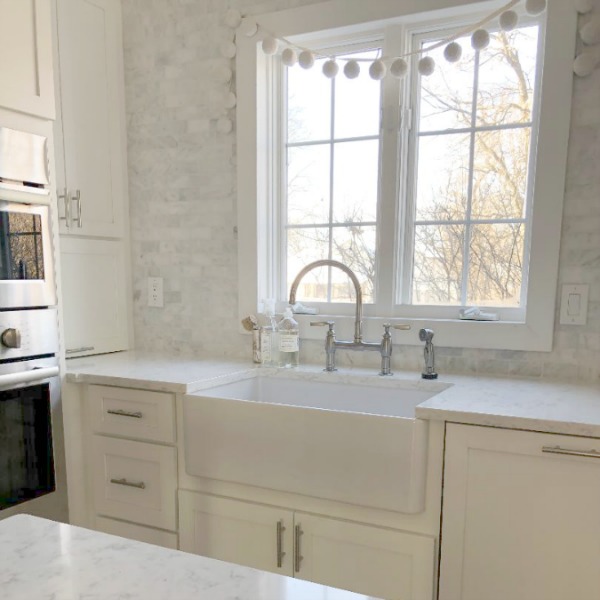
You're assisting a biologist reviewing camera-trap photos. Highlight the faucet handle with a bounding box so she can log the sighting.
[383,323,411,332]
[311,321,335,331]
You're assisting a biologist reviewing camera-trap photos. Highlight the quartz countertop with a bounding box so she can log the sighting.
[65,350,600,437]
[0,515,378,600]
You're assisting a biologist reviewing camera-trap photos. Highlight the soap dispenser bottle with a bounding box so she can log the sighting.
[278,307,299,368]
[260,299,279,367]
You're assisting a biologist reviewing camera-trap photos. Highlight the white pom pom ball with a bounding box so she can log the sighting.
[390,58,408,78]
[225,92,237,109]
[281,48,297,67]
[525,0,546,15]
[215,66,233,83]
[262,36,278,55]
[322,59,339,78]
[471,29,490,51]
[444,42,462,63]
[418,56,436,77]
[499,10,519,32]
[575,0,594,14]
[573,52,598,77]
[239,18,258,37]
[344,60,360,79]
[220,41,237,59]
[224,9,242,29]
[217,118,233,134]
[581,17,600,45]
[369,59,387,80]
[298,50,315,69]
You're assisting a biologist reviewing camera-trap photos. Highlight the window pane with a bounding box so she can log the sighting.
[287,58,331,143]
[412,224,464,305]
[472,128,531,220]
[331,225,376,303]
[468,223,524,307]
[418,35,475,132]
[287,145,331,225]
[286,228,330,302]
[477,26,539,126]
[415,134,470,221]
[335,50,381,139]
[332,140,379,223]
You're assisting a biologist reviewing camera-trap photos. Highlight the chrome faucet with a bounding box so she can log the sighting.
[419,328,438,379]
[289,260,410,374]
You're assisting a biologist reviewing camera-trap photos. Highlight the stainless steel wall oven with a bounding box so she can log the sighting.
[0,127,60,511]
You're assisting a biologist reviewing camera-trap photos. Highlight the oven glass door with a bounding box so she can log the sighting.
[0,202,56,308]
[0,382,55,509]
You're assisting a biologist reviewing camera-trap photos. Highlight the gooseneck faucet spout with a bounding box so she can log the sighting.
[288,259,364,344]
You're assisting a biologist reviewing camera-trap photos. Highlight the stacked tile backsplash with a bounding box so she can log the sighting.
[122,0,600,381]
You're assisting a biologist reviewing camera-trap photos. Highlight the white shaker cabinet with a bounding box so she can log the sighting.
[60,238,129,357]
[439,424,600,600]
[0,0,55,118]
[53,0,127,237]
[179,491,435,600]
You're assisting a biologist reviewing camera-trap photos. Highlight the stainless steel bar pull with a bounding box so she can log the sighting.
[107,409,143,419]
[66,347,95,354]
[276,520,286,568]
[72,189,82,227]
[110,478,146,490]
[294,524,303,573]
[58,188,70,228]
[542,446,600,460]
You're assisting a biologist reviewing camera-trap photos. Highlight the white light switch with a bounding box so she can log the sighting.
[147,277,164,308]
[560,284,588,325]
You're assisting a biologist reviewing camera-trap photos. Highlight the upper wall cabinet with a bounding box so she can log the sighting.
[53,0,127,237]
[0,0,55,119]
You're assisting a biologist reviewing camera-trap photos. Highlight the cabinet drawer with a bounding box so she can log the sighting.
[95,516,178,550]
[88,385,175,443]
[91,436,177,531]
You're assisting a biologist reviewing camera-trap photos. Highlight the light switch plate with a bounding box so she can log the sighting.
[559,284,589,325]
[147,277,164,308]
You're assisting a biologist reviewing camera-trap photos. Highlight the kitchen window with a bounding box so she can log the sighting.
[237,0,576,351]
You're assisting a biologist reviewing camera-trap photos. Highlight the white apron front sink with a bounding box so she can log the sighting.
[183,373,447,513]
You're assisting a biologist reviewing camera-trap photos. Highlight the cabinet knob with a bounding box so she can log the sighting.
[1,328,21,348]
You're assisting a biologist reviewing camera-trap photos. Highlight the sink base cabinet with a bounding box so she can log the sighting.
[439,424,600,600]
[179,491,435,600]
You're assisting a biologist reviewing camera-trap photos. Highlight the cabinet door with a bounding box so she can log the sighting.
[61,238,129,356]
[440,424,600,600]
[55,0,127,237]
[295,513,435,600]
[0,0,54,118]
[179,491,294,576]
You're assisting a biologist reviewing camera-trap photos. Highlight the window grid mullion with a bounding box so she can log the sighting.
[418,120,533,138]
[327,74,336,303]
[460,49,481,306]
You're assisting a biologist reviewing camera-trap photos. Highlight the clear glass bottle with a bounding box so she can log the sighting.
[260,299,279,367]
[278,307,299,368]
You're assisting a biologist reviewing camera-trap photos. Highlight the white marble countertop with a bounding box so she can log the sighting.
[0,515,377,600]
[65,350,600,437]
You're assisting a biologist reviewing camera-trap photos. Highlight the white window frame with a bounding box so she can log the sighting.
[237,0,576,352]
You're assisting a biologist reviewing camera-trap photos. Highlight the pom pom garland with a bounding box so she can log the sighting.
[444,42,462,63]
[224,9,242,29]
[418,56,436,77]
[262,36,278,55]
[322,59,339,78]
[581,17,600,46]
[573,52,598,77]
[525,0,546,16]
[281,48,298,67]
[298,50,315,69]
[369,59,387,80]
[390,58,408,78]
[215,66,233,83]
[499,10,519,32]
[220,42,237,59]
[344,60,361,79]
[217,118,233,134]
[225,92,237,109]
[239,18,258,37]
[574,0,594,14]
[471,29,490,51]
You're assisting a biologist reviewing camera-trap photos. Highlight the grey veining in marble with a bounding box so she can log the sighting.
[0,515,378,600]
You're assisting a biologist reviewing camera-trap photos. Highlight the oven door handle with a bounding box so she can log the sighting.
[0,366,59,388]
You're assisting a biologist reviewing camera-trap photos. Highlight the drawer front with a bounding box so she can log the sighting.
[95,516,178,550]
[88,385,175,443]
[92,436,177,531]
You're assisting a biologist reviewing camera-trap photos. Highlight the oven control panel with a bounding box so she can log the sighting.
[0,308,58,361]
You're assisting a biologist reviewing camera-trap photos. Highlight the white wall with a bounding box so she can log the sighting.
[121,0,600,381]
